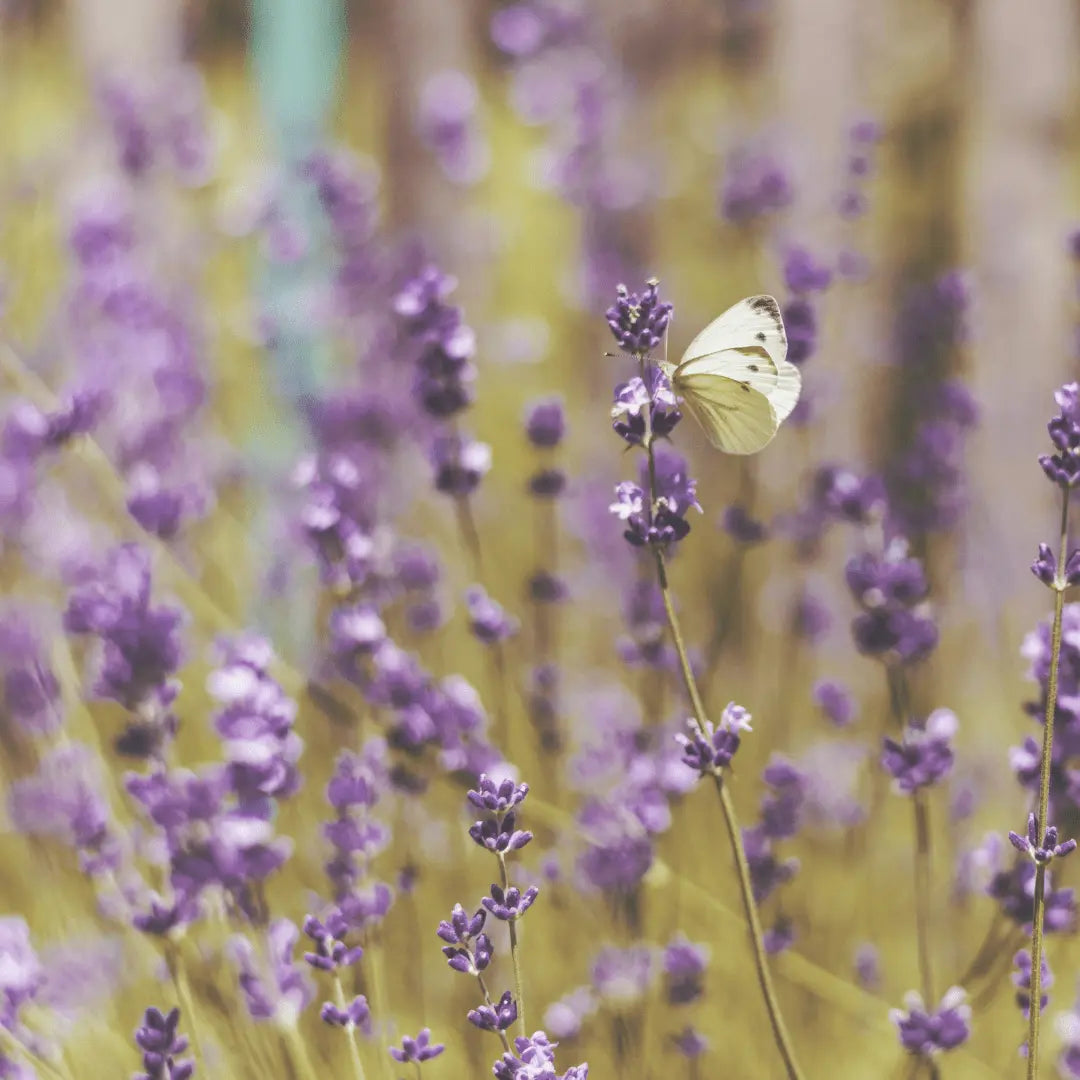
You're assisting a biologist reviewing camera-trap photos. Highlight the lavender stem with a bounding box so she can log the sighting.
[653,547,805,1080]
[1026,485,1070,1078]
[333,975,369,1080]
[497,852,528,1038]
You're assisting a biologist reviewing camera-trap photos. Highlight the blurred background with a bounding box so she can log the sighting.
[3,1,1080,1078]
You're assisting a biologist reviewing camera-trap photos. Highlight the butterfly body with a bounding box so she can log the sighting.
[660,295,801,455]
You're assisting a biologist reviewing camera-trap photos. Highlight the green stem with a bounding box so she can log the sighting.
[281,1026,320,1080]
[167,945,210,1072]
[1027,487,1070,1080]
[913,790,934,1006]
[655,550,804,1080]
[333,975,369,1080]
[498,852,528,1039]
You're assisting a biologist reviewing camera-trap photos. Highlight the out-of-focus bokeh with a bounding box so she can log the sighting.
[3,2,1080,1078]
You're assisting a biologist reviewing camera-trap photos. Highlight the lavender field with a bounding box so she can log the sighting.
[3,2,1080,1078]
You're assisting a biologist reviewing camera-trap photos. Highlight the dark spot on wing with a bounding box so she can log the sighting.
[755,331,766,343]
[740,382,751,392]
[749,296,780,318]
[748,364,760,372]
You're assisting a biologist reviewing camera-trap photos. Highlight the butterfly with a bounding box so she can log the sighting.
[658,295,801,455]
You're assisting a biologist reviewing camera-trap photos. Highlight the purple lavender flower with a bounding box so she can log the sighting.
[988,860,1076,933]
[662,934,709,1005]
[8,743,113,871]
[437,904,492,975]
[606,279,673,355]
[466,586,520,644]
[133,1006,194,1080]
[610,367,681,447]
[431,432,492,496]
[468,990,518,1032]
[208,634,302,805]
[525,396,566,448]
[720,145,793,224]
[890,987,971,1058]
[64,543,184,712]
[846,539,938,665]
[1031,543,1080,588]
[812,680,856,727]
[759,756,808,840]
[0,918,44,1025]
[389,1028,445,1064]
[881,708,957,793]
[417,70,490,185]
[742,825,799,904]
[468,774,530,815]
[783,245,832,294]
[1008,813,1077,865]
[481,883,539,921]
[320,995,370,1031]
[302,912,363,972]
[1040,382,1080,489]
[228,919,314,1027]
[1013,948,1052,1021]
[721,504,767,545]
[672,1025,708,1058]
[675,703,752,776]
[493,1031,588,1080]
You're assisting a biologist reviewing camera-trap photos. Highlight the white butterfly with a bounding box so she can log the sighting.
[659,295,801,455]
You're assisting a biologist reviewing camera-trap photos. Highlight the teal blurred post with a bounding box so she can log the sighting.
[251,0,344,435]
[248,0,345,638]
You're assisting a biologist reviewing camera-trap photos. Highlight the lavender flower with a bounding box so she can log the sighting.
[675,703,752,776]
[389,1028,445,1064]
[881,709,958,793]
[466,586,520,644]
[610,369,680,447]
[662,934,709,1005]
[228,919,314,1027]
[133,1006,194,1080]
[720,145,793,224]
[469,990,518,1032]
[605,279,673,354]
[492,1032,588,1080]
[1040,382,1080,488]
[524,396,566,449]
[889,987,971,1058]
[320,995,370,1031]
[1013,949,1052,1021]
[1008,813,1077,865]
[812,680,856,727]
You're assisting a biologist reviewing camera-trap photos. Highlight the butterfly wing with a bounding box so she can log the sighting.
[677,294,801,424]
[675,371,780,455]
[680,294,788,369]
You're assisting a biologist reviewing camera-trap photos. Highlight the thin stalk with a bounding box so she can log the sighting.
[886,667,935,1009]
[655,549,804,1080]
[913,790,934,1006]
[454,493,484,579]
[498,852,528,1039]
[1027,487,1070,1079]
[167,945,210,1072]
[366,937,397,1080]
[333,975,369,1080]
[281,1026,321,1080]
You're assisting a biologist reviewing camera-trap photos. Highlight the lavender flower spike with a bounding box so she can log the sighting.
[133,1006,195,1080]
[889,986,971,1058]
[389,1028,445,1064]
[675,703,752,777]
[1009,813,1077,866]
